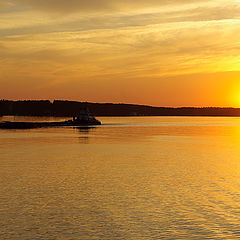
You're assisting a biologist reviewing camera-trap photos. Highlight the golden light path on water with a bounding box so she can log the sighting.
[1,116,240,239]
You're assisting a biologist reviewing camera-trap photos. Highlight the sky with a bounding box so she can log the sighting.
[1,0,240,107]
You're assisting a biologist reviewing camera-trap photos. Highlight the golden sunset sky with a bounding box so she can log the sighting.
[1,0,240,106]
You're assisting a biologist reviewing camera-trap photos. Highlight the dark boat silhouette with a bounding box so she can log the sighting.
[0,108,101,129]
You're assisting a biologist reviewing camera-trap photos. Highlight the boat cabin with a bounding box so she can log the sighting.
[73,108,94,122]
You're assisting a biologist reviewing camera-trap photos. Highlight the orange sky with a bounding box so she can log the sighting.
[1,0,240,107]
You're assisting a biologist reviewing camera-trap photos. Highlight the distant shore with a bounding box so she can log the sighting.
[1,100,240,117]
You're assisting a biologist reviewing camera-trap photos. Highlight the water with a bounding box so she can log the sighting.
[1,116,240,239]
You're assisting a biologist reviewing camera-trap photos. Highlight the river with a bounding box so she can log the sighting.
[1,116,240,239]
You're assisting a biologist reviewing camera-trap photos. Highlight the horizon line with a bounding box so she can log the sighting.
[1,99,240,109]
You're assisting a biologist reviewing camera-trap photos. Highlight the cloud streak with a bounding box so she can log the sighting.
[14,0,212,13]
[1,3,240,38]
[1,0,240,106]
[0,1,14,11]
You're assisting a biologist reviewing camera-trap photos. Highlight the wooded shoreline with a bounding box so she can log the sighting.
[1,100,240,117]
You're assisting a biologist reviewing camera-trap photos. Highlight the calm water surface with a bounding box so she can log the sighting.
[1,116,240,239]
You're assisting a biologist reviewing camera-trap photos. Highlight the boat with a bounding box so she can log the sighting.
[0,108,101,129]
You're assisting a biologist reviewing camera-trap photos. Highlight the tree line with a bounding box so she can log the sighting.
[1,100,240,116]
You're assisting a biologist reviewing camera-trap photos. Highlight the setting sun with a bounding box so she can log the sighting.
[1,0,240,107]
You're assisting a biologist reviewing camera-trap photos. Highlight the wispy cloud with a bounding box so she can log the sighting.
[1,0,240,106]
[0,1,13,10]
[13,0,213,13]
[1,2,240,38]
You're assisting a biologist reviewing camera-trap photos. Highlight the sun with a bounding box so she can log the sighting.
[230,85,240,108]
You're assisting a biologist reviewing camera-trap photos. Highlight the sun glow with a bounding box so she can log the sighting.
[1,0,240,107]
[229,82,240,108]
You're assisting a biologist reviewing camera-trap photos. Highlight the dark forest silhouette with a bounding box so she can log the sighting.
[1,100,240,117]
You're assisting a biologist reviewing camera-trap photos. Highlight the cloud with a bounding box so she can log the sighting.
[2,18,240,81]
[15,0,212,13]
[0,1,14,11]
[1,3,240,39]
